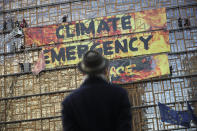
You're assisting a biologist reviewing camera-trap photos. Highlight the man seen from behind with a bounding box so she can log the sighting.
[61,50,132,131]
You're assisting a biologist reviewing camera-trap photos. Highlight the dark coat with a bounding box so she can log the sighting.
[61,76,131,131]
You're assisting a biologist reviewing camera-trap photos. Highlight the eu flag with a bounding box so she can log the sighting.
[158,102,192,128]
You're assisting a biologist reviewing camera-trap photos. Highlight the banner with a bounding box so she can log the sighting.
[109,54,170,84]
[24,8,167,46]
[32,51,45,75]
[42,30,170,68]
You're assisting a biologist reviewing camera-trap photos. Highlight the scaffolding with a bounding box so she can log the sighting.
[0,0,197,130]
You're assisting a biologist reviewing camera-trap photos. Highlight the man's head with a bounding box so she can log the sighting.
[78,50,109,75]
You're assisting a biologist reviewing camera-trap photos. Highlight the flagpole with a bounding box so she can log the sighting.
[131,99,197,109]
[158,126,197,131]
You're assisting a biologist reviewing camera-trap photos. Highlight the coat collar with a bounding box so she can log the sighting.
[82,74,109,86]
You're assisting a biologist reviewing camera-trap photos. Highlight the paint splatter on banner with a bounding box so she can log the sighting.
[109,54,170,84]
[42,30,170,68]
[24,8,167,46]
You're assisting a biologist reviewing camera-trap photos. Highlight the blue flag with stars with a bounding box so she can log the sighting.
[158,102,192,128]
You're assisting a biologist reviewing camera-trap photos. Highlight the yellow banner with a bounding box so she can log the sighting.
[24,8,167,46]
[43,30,170,68]
[109,54,170,83]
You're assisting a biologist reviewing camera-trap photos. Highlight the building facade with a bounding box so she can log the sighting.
[0,0,197,130]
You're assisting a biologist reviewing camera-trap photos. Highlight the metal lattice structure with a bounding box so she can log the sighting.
[0,0,197,130]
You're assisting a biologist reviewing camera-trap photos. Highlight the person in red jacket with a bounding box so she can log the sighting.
[61,50,132,131]
[20,18,28,28]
